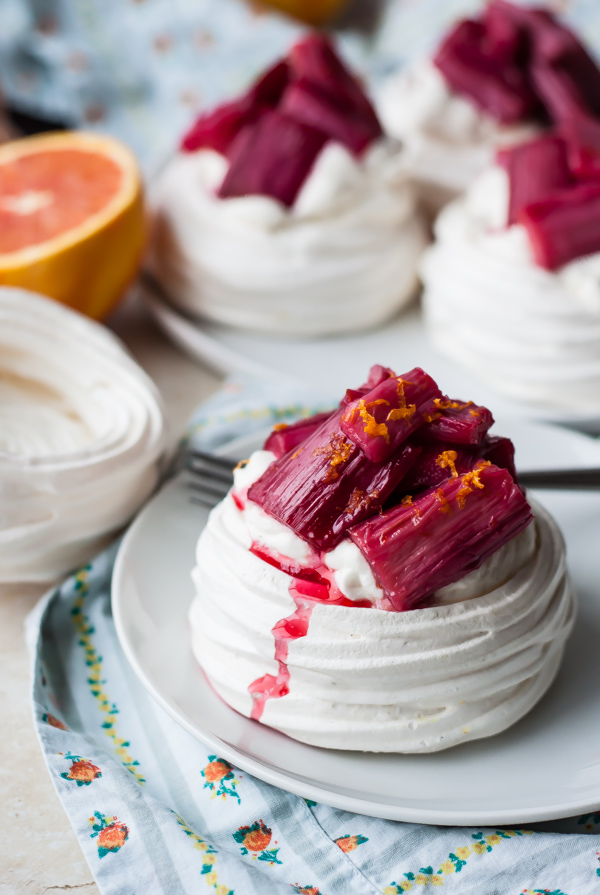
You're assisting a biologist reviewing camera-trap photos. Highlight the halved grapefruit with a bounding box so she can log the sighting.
[0,131,145,319]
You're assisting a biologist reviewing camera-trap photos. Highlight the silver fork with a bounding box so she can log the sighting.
[186,448,600,509]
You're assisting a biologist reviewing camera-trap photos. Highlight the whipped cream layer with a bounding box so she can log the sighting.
[190,450,574,753]
[0,288,167,582]
[377,62,539,211]
[150,140,427,337]
[422,167,600,412]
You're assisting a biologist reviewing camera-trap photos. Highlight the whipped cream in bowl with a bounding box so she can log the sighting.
[0,288,167,582]
[190,366,575,753]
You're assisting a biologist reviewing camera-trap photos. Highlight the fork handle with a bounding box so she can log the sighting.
[519,468,600,489]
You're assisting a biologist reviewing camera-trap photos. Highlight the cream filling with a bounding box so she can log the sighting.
[190,449,574,752]
[421,166,600,411]
[0,288,167,582]
[149,140,428,337]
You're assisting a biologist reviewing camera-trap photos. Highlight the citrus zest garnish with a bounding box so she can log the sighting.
[436,449,458,478]
[436,488,451,514]
[434,398,473,411]
[273,423,289,431]
[357,398,391,442]
[456,461,491,509]
[314,433,353,481]
[234,459,250,472]
[423,411,442,423]
[345,487,379,515]
[401,495,413,507]
[291,447,303,460]
[386,378,416,423]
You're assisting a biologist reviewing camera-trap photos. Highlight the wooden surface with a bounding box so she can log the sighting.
[0,293,220,894]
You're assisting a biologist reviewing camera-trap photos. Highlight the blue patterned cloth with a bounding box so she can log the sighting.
[2,0,600,173]
[29,376,600,895]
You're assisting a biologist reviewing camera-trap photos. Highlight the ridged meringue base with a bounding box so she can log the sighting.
[190,495,575,753]
[421,176,600,412]
[150,144,428,337]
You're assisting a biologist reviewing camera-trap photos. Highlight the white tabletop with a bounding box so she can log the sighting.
[0,293,220,894]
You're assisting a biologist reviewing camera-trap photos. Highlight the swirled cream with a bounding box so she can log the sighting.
[421,167,600,412]
[149,140,428,337]
[190,450,574,753]
[377,62,539,212]
[0,288,167,582]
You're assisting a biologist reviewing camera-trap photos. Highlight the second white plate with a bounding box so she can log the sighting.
[113,419,600,825]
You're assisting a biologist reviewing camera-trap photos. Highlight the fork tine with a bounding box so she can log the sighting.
[188,449,237,472]
[187,462,234,486]
[189,494,222,510]
[187,477,231,499]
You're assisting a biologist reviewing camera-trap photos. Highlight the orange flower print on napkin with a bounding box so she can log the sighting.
[335,834,368,853]
[60,753,101,786]
[293,886,322,894]
[201,756,241,803]
[89,812,129,858]
[233,819,282,864]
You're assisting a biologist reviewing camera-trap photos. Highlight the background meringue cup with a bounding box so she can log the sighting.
[376,62,538,213]
[149,140,428,337]
[421,166,600,413]
[0,288,167,582]
[190,451,575,754]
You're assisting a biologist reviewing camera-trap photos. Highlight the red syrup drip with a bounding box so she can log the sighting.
[247,541,370,721]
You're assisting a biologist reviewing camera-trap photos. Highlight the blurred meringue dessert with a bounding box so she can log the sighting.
[422,122,600,414]
[190,365,574,753]
[150,35,427,337]
[0,287,166,583]
[377,0,599,212]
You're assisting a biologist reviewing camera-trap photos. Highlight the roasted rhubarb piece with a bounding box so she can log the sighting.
[263,411,334,459]
[396,444,478,495]
[340,367,442,464]
[341,364,395,408]
[561,116,600,180]
[518,182,600,270]
[181,61,289,154]
[248,411,421,551]
[433,19,538,125]
[498,135,572,225]
[348,463,533,611]
[416,397,494,446]
[219,111,327,206]
[478,435,518,483]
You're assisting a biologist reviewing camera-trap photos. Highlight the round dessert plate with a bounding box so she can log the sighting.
[113,419,600,825]
[144,283,600,433]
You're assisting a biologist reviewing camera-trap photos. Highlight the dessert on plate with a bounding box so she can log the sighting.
[377,0,600,211]
[150,35,427,337]
[190,365,574,753]
[422,125,600,413]
[0,287,166,582]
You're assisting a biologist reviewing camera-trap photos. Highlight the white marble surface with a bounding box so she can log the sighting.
[0,292,221,894]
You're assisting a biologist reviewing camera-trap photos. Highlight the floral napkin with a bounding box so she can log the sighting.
[29,375,600,895]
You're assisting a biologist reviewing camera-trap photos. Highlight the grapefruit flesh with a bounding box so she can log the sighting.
[0,132,145,320]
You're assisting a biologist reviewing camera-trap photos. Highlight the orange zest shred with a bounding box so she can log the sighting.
[434,398,474,412]
[273,422,289,431]
[291,447,304,460]
[401,495,413,507]
[436,488,451,514]
[386,378,416,423]
[357,398,391,442]
[234,459,249,472]
[456,461,491,509]
[345,487,380,515]
[436,449,458,478]
[314,433,353,482]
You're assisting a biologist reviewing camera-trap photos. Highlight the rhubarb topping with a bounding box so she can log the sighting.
[498,135,572,225]
[518,181,600,271]
[340,368,442,463]
[248,407,421,551]
[182,33,382,207]
[348,463,532,612]
[263,411,334,459]
[417,397,494,446]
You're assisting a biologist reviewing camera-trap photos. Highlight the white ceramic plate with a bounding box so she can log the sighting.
[144,284,600,433]
[113,419,600,825]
